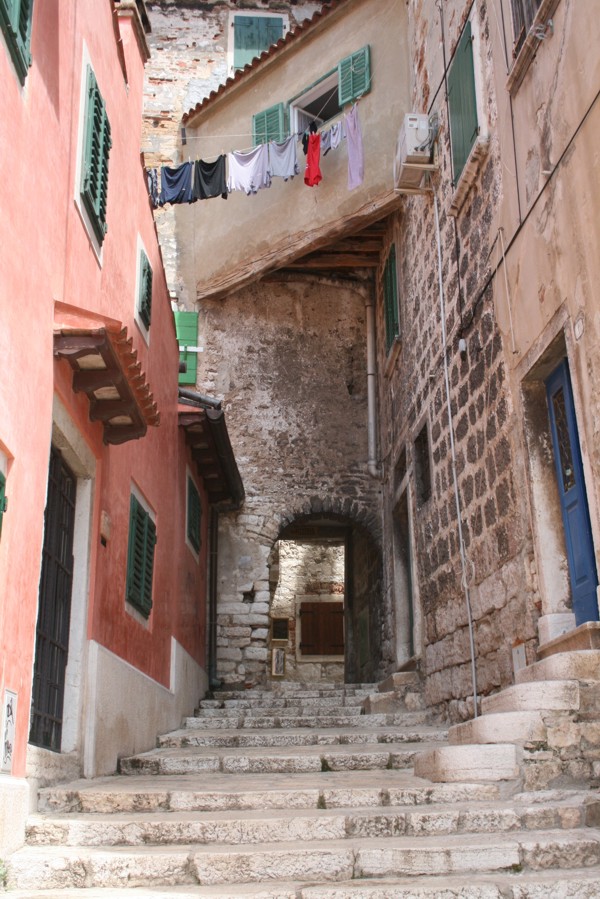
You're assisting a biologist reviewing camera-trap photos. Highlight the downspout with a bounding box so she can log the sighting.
[365,288,381,479]
[207,507,220,691]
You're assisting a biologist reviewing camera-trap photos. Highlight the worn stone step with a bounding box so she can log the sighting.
[9,830,600,889]
[119,742,438,776]
[516,650,600,685]
[481,681,580,715]
[362,692,425,715]
[158,725,447,750]
[183,711,429,730]
[449,711,547,746]
[377,672,421,692]
[200,696,367,710]
[25,794,590,848]
[414,744,522,783]
[38,771,501,815]
[196,705,366,719]
[211,684,378,700]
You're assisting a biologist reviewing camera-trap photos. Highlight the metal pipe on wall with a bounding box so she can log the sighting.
[365,288,381,479]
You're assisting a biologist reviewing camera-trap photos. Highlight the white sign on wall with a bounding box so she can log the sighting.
[1,689,17,774]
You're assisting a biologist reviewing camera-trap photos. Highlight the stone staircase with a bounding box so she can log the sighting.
[6,671,600,897]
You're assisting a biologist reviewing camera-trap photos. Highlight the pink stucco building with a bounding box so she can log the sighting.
[0,0,242,853]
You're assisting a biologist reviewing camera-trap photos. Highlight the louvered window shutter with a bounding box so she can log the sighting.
[299,602,319,654]
[187,477,202,553]
[321,603,345,655]
[174,311,199,386]
[81,66,112,245]
[252,102,288,145]
[448,21,478,181]
[0,0,33,82]
[0,472,7,538]
[383,244,400,353]
[338,45,371,107]
[138,251,153,329]
[126,495,156,618]
[233,15,283,70]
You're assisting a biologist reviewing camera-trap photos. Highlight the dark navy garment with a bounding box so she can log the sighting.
[193,155,228,200]
[160,161,195,205]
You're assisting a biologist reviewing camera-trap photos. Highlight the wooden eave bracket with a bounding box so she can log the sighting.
[54,325,160,445]
[179,407,245,509]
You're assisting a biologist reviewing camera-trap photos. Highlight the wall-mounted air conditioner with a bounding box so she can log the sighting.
[393,113,433,190]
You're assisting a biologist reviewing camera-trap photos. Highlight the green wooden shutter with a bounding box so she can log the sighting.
[233,15,283,70]
[187,477,202,553]
[448,20,478,181]
[0,0,33,82]
[81,66,112,245]
[252,102,288,146]
[338,45,371,106]
[138,251,153,329]
[383,244,400,353]
[0,471,7,538]
[173,311,199,386]
[126,494,156,618]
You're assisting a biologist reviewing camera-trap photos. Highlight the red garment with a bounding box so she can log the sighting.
[304,133,322,187]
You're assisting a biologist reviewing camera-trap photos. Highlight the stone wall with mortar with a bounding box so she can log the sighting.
[199,275,383,685]
[376,0,540,721]
[143,1,324,296]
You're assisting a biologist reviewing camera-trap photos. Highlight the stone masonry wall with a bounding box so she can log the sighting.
[377,0,540,720]
[199,275,382,685]
[143,1,324,295]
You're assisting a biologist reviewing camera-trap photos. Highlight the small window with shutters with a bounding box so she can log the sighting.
[0,0,33,84]
[126,492,157,620]
[137,249,153,332]
[253,102,288,146]
[186,475,202,556]
[80,65,112,246]
[0,471,7,539]
[448,21,478,182]
[299,602,345,657]
[232,13,285,72]
[174,311,200,386]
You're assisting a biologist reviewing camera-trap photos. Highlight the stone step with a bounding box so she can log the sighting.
[516,650,600,685]
[199,695,367,710]
[7,868,600,897]
[39,771,502,815]
[211,684,378,700]
[414,744,521,783]
[195,705,365,718]
[158,725,447,749]
[362,691,425,715]
[119,741,439,776]
[377,672,421,692]
[25,794,590,848]
[9,830,600,889]
[183,711,430,730]
[481,681,580,715]
[449,710,547,746]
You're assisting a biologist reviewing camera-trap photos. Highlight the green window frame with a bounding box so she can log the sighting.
[81,65,112,245]
[187,476,202,554]
[0,0,33,83]
[174,311,199,386]
[0,471,7,538]
[126,494,157,619]
[138,250,153,330]
[233,14,283,71]
[383,244,400,354]
[338,45,371,106]
[447,20,479,182]
[252,102,288,146]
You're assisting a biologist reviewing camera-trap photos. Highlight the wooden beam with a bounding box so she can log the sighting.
[73,369,122,393]
[285,254,380,269]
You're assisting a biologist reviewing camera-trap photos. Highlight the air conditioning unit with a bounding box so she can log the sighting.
[393,113,432,190]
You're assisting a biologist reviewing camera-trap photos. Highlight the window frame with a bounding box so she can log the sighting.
[510,0,543,55]
[0,0,33,84]
[186,473,202,557]
[0,470,7,538]
[126,490,157,620]
[134,239,152,343]
[228,10,288,76]
[383,244,400,355]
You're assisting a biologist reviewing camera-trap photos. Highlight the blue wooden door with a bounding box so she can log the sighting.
[546,360,599,625]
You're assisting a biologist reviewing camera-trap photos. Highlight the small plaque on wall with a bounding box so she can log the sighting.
[271,648,286,677]
[2,689,17,774]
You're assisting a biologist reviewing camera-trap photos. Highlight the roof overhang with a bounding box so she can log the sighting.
[179,404,245,510]
[53,306,160,446]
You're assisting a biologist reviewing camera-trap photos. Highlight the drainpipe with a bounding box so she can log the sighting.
[365,290,381,479]
[207,507,220,691]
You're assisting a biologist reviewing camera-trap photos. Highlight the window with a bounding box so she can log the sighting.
[174,311,200,386]
[126,493,156,619]
[186,476,201,555]
[0,0,33,83]
[414,424,432,507]
[272,618,289,641]
[80,65,111,246]
[299,602,344,656]
[253,102,288,146]
[288,45,371,134]
[447,20,478,182]
[383,244,400,353]
[232,14,284,71]
[510,0,543,54]
[137,249,153,330]
[0,471,7,538]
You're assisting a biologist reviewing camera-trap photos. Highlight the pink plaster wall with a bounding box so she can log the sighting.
[0,1,207,778]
